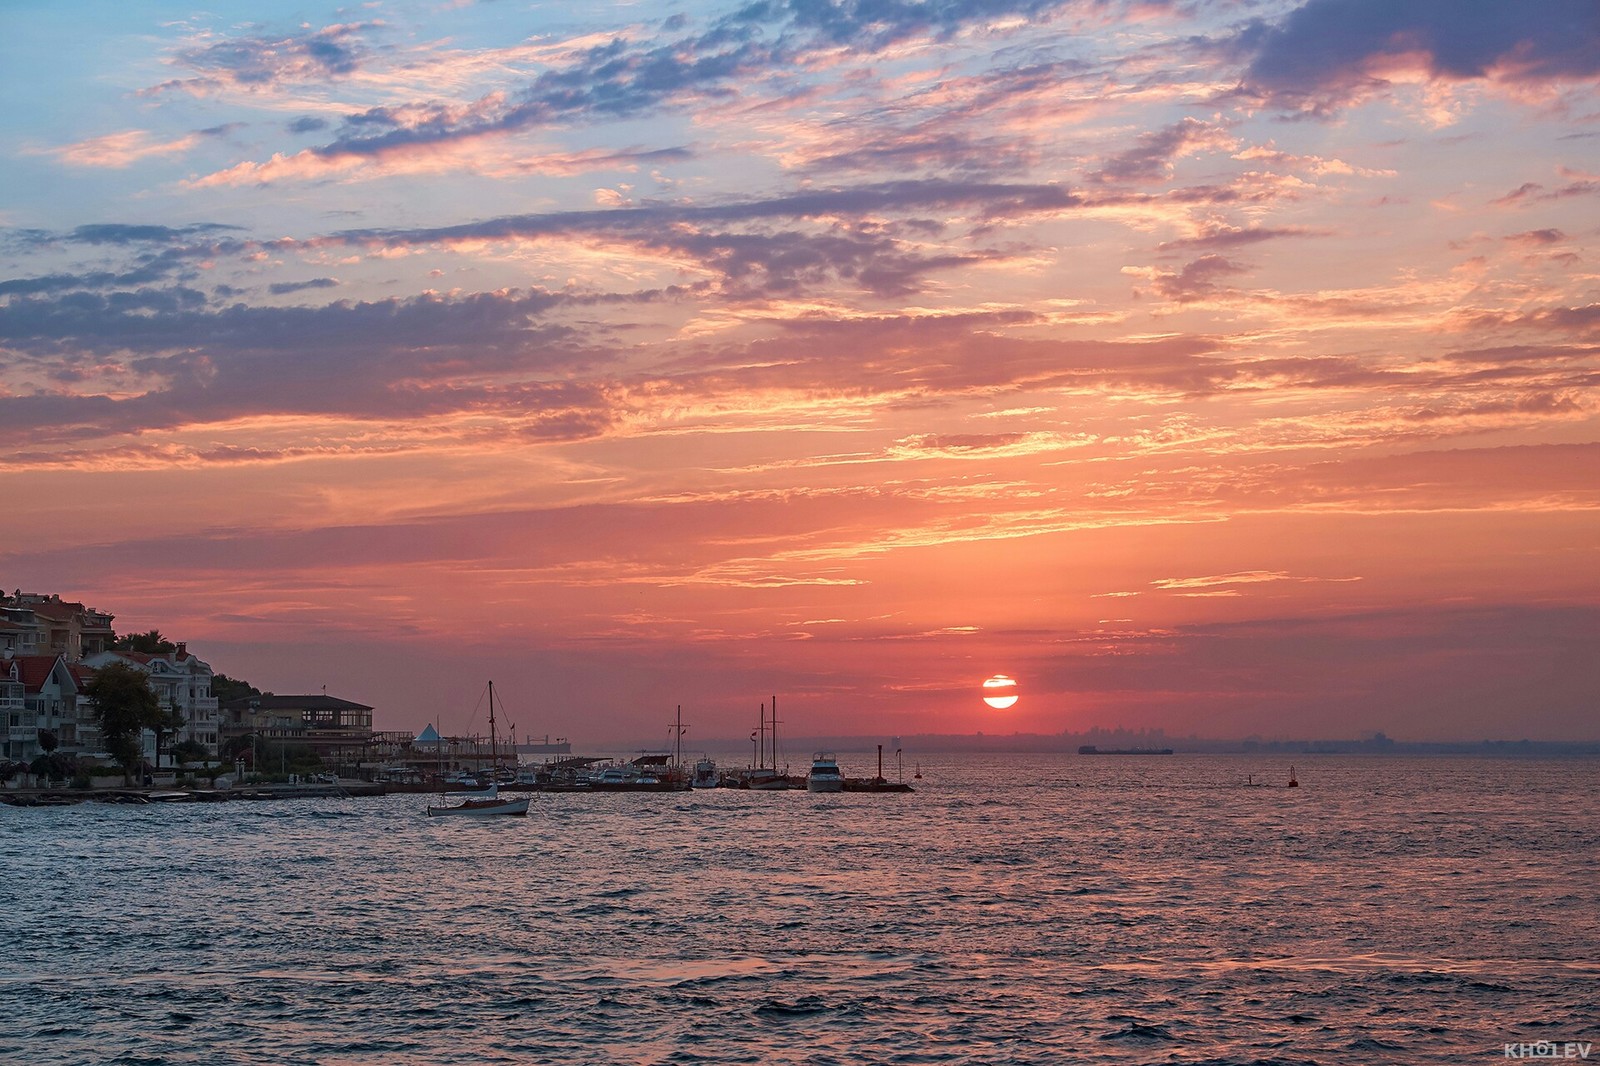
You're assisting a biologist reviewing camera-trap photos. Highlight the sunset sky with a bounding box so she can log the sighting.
[3,0,1597,745]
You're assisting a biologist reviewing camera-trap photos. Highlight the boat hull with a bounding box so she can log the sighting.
[426,797,531,817]
[807,752,844,792]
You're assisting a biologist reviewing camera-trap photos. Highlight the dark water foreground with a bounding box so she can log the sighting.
[2,754,1596,1064]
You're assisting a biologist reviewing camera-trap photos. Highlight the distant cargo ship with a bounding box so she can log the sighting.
[513,738,572,755]
[1078,745,1174,755]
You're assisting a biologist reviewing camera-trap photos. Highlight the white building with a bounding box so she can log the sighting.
[82,643,220,756]
[1,653,100,763]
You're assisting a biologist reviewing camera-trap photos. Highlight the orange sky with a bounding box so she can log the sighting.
[3,0,1598,743]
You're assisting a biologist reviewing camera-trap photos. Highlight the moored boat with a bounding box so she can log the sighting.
[729,697,793,788]
[806,752,844,793]
[690,756,720,789]
[740,766,793,790]
[587,755,689,791]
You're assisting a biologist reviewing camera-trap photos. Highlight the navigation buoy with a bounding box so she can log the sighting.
[1288,765,1299,788]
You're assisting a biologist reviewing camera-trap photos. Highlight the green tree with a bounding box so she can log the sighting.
[31,730,61,786]
[30,751,75,785]
[172,739,209,766]
[212,672,264,704]
[84,662,161,784]
[150,702,186,770]
[114,629,176,654]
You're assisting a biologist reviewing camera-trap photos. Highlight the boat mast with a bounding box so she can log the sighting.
[673,705,684,769]
[770,694,778,771]
[487,680,498,777]
[759,701,767,770]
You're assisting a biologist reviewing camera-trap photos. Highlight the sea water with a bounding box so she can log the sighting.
[1,754,1596,1064]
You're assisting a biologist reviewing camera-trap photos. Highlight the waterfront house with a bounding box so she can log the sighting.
[82,644,220,756]
[0,592,115,661]
[1,653,96,762]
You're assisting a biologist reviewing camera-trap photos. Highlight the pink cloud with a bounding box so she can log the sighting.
[40,129,209,168]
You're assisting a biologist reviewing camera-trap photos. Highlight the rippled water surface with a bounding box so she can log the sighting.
[3,754,1598,1064]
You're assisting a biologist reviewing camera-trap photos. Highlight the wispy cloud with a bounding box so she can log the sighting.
[38,128,230,168]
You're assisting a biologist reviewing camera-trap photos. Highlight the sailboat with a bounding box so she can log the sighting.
[743,697,792,789]
[426,681,531,818]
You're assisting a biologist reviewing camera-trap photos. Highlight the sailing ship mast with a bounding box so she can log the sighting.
[487,680,499,780]
[671,705,685,770]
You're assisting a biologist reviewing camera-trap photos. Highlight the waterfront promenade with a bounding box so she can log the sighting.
[0,779,386,805]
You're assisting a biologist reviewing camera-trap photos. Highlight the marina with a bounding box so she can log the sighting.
[0,744,919,805]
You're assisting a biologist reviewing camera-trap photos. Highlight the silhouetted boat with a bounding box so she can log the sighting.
[426,782,530,817]
[426,682,530,817]
[729,698,794,788]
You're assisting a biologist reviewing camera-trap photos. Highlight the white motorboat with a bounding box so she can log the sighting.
[806,752,844,793]
[690,756,720,789]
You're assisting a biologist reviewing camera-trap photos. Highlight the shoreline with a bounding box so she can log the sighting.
[0,781,386,806]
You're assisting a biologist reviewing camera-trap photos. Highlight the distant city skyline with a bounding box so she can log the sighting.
[3,1,1597,744]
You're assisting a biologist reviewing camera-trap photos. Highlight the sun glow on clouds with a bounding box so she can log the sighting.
[4,0,1600,741]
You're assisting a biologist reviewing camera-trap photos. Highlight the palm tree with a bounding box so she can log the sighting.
[114,629,176,654]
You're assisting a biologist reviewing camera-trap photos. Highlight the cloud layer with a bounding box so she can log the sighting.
[3,0,1598,741]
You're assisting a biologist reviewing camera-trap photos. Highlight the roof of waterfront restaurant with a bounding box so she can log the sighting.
[222,693,374,711]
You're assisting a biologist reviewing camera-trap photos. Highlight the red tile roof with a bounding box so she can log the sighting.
[4,654,67,692]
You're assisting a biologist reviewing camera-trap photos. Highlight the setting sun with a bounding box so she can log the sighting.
[1,0,1596,746]
[982,674,1019,709]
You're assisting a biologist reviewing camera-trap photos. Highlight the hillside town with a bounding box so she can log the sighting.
[1,588,405,783]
